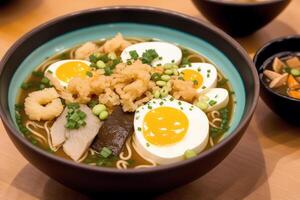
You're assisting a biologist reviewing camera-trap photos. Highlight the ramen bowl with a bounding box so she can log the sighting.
[0,7,259,193]
[192,0,291,37]
[254,35,300,124]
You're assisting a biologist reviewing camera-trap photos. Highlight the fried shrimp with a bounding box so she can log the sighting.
[74,42,98,60]
[99,33,131,53]
[24,88,64,121]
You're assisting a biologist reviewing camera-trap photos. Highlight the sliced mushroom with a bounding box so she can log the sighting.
[272,57,285,73]
[269,73,288,88]
[286,57,300,69]
[263,69,281,80]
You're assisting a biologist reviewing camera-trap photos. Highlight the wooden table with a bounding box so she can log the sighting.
[1,0,300,199]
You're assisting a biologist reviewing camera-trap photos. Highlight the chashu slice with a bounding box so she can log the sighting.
[63,105,102,161]
[50,108,68,147]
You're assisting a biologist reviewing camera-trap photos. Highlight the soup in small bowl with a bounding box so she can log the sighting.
[254,35,300,124]
[0,7,259,193]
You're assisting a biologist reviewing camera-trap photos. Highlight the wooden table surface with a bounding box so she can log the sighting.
[1,0,300,199]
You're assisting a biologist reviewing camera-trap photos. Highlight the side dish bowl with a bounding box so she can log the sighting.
[0,7,259,193]
[254,35,300,124]
[192,0,291,37]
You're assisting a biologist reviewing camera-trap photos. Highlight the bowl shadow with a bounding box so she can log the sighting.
[7,124,270,200]
[254,98,300,149]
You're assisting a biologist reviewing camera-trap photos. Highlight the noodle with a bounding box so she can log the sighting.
[132,136,157,169]
[208,110,222,129]
[69,48,77,59]
[44,121,61,152]
[25,121,47,143]
[119,138,132,160]
[209,137,214,147]
[76,150,89,163]
[217,73,223,82]
[116,160,129,169]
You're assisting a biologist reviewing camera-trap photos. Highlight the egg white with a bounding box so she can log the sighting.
[200,88,229,112]
[178,63,218,94]
[45,59,91,87]
[133,96,209,165]
[121,42,182,66]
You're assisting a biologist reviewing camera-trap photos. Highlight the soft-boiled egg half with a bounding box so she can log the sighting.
[133,96,209,165]
[199,88,229,112]
[178,63,218,94]
[46,60,91,87]
[121,42,182,66]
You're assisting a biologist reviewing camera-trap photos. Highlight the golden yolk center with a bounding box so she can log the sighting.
[56,61,90,83]
[143,106,189,146]
[182,69,203,89]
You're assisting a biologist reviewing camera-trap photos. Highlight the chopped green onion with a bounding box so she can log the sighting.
[151,73,161,81]
[96,60,106,69]
[32,71,44,77]
[41,77,50,84]
[100,147,112,158]
[184,149,197,159]
[141,49,159,65]
[21,82,32,90]
[196,101,209,111]
[129,50,139,60]
[291,68,300,76]
[86,71,93,77]
[208,100,217,106]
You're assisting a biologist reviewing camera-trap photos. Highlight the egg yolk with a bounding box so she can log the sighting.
[143,107,189,146]
[182,69,203,89]
[56,61,90,83]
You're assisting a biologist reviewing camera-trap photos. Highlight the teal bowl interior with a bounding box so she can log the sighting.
[9,23,245,140]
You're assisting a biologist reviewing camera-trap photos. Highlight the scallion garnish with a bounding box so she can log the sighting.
[65,103,86,129]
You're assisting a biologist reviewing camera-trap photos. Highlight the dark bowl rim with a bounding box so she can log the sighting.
[0,6,259,174]
[200,0,288,7]
[253,34,300,102]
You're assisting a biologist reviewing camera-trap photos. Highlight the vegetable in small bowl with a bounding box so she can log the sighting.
[254,35,300,124]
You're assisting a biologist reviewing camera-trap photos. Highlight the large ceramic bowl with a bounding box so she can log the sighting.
[0,7,259,193]
[254,35,300,124]
[192,0,291,37]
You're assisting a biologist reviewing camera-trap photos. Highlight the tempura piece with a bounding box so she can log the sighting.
[99,33,131,53]
[24,88,64,121]
[171,79,198,102]
[74,42,98,60]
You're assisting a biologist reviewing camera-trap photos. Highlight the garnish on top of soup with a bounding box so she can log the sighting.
[262,55,300,99]
[15,33,235,169]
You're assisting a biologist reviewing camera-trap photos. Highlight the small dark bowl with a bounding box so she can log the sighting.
[192,0,291,37]
[254,35,300,124]
[0,7,259,194]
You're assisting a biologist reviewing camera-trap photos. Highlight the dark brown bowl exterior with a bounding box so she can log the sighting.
[0,7,259,193]
[254,35,300,124]
[192,0,291,37]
